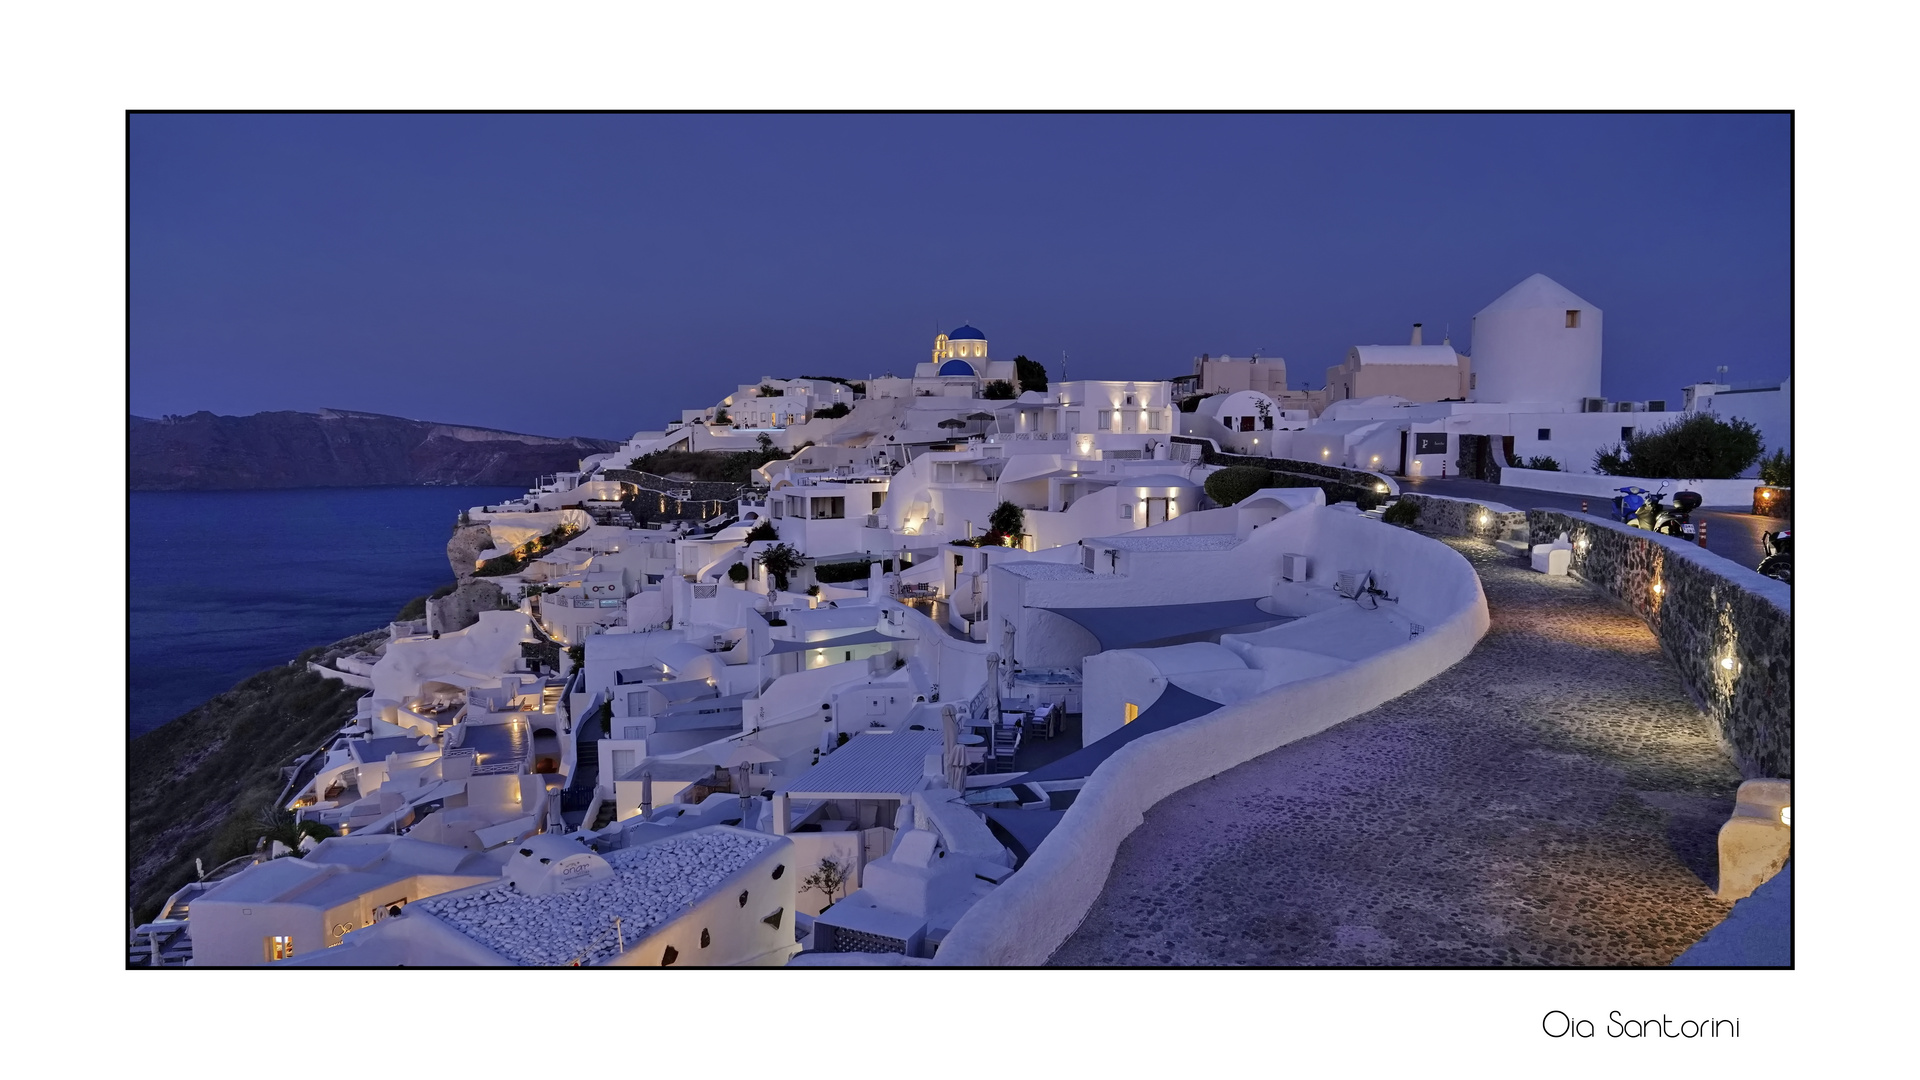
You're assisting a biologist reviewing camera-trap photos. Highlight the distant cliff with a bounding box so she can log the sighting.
[129,409,623,491]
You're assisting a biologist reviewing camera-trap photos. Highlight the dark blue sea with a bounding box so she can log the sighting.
[128,486,524,739]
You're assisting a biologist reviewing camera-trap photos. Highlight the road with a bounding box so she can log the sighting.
[1398,475,1788,570]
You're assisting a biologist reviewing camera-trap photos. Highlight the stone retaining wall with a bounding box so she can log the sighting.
[1394,492,1527,543]
[1527,510,1792,779]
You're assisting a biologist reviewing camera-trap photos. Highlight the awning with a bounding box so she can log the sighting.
[766,629,902,655]
[1017,686,1223,784]
[1037,597,1283,652]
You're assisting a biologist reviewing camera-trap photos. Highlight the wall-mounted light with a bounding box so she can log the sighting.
[1652,581,1664,597]
[1780,806,1791,827]
[1478,513,1489,526]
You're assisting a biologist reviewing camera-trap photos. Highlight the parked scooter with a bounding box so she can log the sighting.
[1612,483,1701,538]
[1758,529,1792,585]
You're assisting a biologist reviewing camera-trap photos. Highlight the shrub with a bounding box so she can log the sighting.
[1594,413,1763,479]
[744,520,779,543]
[1758,448,1792,487]
[711,407,731,425]
[806,585,821,597]
[1178,394,1210,413]
[727,562,749,583]
[982,380,1017,400]
[812,402,850,420]
[1381,499,1420,526]
[1013,355,1048,393]
[1523,455,1562,471]
[814,560,880,584]
[757,385,783,397]
[988,500,1025,538]
[1204,465,1276,507]
[396,594,429,621]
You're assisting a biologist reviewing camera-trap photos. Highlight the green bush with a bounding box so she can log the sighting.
[812,402,850,420]
[982,380,1017,400]
[988,500,1025,538]
[727,562,750,583]
[1758,448,1792,487]
[1204,465,1276,506]
[1522,455,1562,471]
[396,594,428,621]
[745,520,779,543]
[814,560,875,584]
[1381,499,1420,526]
[1594,413,1763,479]
[1014,355,1048,393]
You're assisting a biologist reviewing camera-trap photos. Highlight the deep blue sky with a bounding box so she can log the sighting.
[131,113,1790,440]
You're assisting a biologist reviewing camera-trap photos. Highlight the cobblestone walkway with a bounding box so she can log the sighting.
[1049,540,1743,967]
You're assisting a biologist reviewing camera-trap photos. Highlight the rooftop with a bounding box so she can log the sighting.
[414,828,783,966]
[1092,533,1243,552]
[775,728,943,800]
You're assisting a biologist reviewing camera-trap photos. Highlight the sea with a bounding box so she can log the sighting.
[128,486,524,739]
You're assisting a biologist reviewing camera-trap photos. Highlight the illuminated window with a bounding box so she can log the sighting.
[1566,310,1580,328]
[1124,703,1139,724]
[267,935,294,962]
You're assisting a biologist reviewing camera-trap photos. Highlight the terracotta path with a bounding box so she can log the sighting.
[1049,540,1742,966]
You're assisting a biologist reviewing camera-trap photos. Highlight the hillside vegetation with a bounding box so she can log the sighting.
[127,633,376,923]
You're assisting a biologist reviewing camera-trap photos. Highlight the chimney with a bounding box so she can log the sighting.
[1410,323,1424,346]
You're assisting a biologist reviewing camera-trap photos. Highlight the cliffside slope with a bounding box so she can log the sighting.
[129,408,622,490]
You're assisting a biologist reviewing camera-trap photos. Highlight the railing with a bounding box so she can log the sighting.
[692,584,718,599]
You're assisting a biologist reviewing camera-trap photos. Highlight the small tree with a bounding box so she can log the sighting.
[756,432,775,453]
[988,500,1025,539]
[1523,455,1562,471]
[982,379,1017,400]
[801,857,849,908]
[712,407,731,426]
[744,520,779,543]
[1013,355,1048,393]
[727,562,750,583]
[1204,465,1276,507]
[760,543,804,591]
[1758,448,1792,487]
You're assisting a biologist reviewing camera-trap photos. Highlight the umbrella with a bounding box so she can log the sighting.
[937,418,967,430]
[966,411,995,422]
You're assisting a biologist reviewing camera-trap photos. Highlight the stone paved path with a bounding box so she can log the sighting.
[1048,540,1743,967]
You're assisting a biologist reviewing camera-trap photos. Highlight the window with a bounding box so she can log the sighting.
[1262,415,1273,430]
[1120,502,1133,521]
[810,497,845,519]
[1124,702,1139,724]
[1470,373,1477,390]
[266,935,294,962]
[1566,310,1580,328]
[1097,411,1111,430]
[1239,416,1254,432]
[1621,426,1634,441]
[871,491,886,510]
[1537,428,1551,441]
[1149,411,1164,431]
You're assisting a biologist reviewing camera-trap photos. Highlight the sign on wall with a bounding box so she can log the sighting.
[1415,432,1448,455]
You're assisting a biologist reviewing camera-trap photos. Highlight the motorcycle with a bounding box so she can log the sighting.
[1612,484,1701,538]
[1758,529,1792,585]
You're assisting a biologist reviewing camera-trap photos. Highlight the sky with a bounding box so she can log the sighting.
[130,113,1791,441]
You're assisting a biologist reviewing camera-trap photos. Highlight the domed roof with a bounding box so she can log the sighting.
[937,359,978,377]
[947,324,986,340]
[1475,274,1599,317]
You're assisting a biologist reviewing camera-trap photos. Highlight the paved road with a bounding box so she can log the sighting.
[1049,540,1746,967]
[1399,475,1788,570]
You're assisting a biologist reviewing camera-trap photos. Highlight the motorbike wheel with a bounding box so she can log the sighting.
[1658,521,1682,536]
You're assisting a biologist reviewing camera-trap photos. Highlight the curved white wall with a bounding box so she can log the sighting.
[935,513,1490,966]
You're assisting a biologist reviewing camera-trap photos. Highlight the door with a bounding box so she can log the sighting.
[1145,497,1170,526]
[1398,430,1408,475]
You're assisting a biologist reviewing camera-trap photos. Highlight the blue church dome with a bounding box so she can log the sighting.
[937,359,978,377]
[947,325,986,341]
